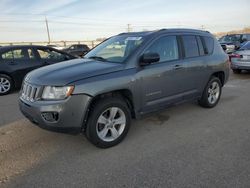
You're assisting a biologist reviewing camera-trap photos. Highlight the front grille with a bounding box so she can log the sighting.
[21,82,41,102]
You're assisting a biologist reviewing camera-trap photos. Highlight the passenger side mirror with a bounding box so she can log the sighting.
[139,52,160,66]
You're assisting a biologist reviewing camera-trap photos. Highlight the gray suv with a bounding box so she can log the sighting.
[19,29,229,148]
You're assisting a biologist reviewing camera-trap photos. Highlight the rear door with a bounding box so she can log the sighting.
[1,47,41,86]
[179,35,210,98]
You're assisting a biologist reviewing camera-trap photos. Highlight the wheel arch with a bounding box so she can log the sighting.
[82,89,136,130]
[211,71,225,86]
[0,71,16,87]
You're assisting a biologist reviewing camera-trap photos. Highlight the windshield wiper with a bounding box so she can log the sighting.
[88,56,107,62]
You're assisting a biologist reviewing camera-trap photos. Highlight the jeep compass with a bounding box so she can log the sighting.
[19,29,229,148]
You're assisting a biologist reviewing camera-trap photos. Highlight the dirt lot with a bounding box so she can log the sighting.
[0,71,250,188]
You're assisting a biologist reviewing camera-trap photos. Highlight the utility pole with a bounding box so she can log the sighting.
[45,17,51,44]
[127,24,132,32]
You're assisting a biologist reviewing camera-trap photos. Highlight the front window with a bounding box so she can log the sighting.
[239,41,250,50]
[144,35,179,62]
[242,34,250,41]
[85,35,144,63]
[37,49,65,60]
[219,35,241,43]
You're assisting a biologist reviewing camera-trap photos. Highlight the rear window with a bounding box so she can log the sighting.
[1,50,13,59]
[182,35,199,58]
[196,36,205,56]
[202,36,214,55]
[1,49,31,60]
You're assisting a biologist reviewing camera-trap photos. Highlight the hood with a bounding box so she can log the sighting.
[220,42,234,45]
[25,59,125,86]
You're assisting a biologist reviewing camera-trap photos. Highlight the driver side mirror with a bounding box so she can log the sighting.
[64,55,69,60]
[139,52,160,66]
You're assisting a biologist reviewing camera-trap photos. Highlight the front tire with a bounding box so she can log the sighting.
[0,74,13,95]
[86,97,131,148]
[199,77,222,108]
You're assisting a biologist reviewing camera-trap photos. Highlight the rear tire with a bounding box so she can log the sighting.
[198,77,222,108]
[86,96,131,148]
[0,74,14,95]
[232,69,241,74]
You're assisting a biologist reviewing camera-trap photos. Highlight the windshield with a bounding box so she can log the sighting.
[85,35,144,63]
[239,41,250,50]
[219,35,241,43]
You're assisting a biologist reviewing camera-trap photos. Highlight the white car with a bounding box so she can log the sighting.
[230,41,250,74]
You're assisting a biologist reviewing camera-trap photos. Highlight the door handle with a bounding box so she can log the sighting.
[173,64,183,70]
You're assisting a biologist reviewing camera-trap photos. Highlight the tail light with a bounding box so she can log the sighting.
[229,53,242,61]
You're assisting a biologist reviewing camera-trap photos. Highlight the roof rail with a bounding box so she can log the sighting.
[157,29,167,32]
[118,32,127,35]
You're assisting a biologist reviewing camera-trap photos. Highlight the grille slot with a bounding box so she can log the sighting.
[21,82,41,102]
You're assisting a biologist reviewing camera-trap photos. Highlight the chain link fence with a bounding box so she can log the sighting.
[0,40,104,49]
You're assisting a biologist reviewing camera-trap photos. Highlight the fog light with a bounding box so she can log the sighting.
[41,112,59,122]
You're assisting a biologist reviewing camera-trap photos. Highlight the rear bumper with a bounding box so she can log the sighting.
[231,61,250,70]
[19,94,92,131]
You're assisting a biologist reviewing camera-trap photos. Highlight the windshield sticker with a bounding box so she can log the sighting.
[126,37,142,41]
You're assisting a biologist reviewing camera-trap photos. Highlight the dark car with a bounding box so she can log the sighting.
[19,29,229,148]
[219,33,250,54]
[63,44,90,57]
[0,45,75,95]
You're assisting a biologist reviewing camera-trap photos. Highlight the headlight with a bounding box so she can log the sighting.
[42,86,74,100]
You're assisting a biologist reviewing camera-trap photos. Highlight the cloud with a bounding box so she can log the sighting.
[0,0,79,15]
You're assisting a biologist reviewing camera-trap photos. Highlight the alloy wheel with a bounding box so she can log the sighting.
[96,107,126,142]
[0,77,11,94]
[207,81,220,104]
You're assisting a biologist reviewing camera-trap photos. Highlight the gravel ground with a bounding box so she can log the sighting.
[0,71,250,188]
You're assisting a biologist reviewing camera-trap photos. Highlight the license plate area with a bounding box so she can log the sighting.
[242,55,250,60]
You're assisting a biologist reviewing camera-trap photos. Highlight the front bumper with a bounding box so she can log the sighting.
[19,94,92,131]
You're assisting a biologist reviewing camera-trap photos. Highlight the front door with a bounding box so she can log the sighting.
[135,35,187,113]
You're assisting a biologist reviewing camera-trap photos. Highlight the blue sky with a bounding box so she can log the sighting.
[0,0,249,42]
